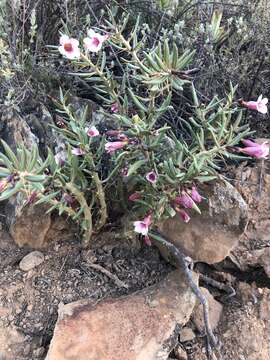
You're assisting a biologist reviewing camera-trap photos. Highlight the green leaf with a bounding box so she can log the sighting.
[0,181,24,201]
[1,141,18,167]
[35,191,60,205]
[127,160,146,176]
[24,174,47,182]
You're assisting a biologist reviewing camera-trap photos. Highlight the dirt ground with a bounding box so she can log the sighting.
[0,229,172,360]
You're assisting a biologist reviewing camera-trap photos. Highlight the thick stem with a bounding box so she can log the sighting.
[65,182,93,248]
[86,153,108,231]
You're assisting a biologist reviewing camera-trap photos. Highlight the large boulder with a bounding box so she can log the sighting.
[46,270,198,360]
[159,180,248,264]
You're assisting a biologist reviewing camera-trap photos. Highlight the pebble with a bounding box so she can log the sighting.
[180,327,196,342]
[19,251,45,272]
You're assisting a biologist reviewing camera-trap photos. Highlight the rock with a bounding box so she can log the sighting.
[175,345,188,360]
[0,325,27,360]
[8,203,52,248]
[219,283,270,360]
[46,270,198,360]
[231,165,270,275]
[158,180,248,264]
[192,287,223,332]
[19,251,44,271]
[179,327,196,342]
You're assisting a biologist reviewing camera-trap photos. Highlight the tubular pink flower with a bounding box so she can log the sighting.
[105,141,127,154]
[242,95,268,114]
[174,193,194,209]
[191,186,202,203]
[144,235,152,246]
[58,35,80,59]
[128,192,141,201]
[83,29,108,53]
[111,102,119,113]
[177,209,191,223]
[133,215,152,236]
[238,140,269,159]
[86,126,99,137]
[71,147,86,156]
[146,171,157,184]
[0,179,8,192]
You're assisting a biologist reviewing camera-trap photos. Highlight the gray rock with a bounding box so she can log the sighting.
[19,251,45,272]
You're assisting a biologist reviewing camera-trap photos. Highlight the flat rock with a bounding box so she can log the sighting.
[192,287,223,332]
[19,251,44,271]
[46,270,198,360]
[158,180,248,264]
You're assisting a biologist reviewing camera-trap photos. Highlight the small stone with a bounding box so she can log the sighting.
[33,347,45,357]
[19,251,44,272]
[192,287,223,332]
[180,327,196,342]
[175,345,188,360]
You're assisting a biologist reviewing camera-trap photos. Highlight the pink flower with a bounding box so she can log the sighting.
[0,179,8,192]
[241,95,268,114]
[144,235,152,246]
[105,141,127,154]
[146,171,157,184]
[128,192,141,201]
[133,215,152,236]
[238,140,269,159]
[111,102,119,113]
[86,126,99,137]
[174,193,194,209]
[177,209,191,223]
[191,186,202,203]
[83,29,108,53]
[121,167,129,177]
[71,147,86,156]
[58,35,80,59]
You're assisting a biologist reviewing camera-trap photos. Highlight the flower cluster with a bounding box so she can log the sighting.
[58,30,108,59]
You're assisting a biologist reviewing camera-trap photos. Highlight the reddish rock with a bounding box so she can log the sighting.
[46,270,198,360]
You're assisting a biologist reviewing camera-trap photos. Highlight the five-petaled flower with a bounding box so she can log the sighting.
[83,29,108,53]
[59,35,80,59]
[133,214,152,236]
[105,141,127,154]
[86,126,99,137]
[71,147,86,156]
[240,95,268,114]
[146,171,158,184]
[238,139,269,159]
